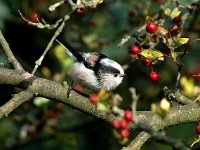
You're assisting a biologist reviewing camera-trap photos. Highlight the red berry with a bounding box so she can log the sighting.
[28,13,40,22]
[149,71,159,81]
[47,112,57,119]
[89,93,98,103]
[119,120,128,129]
[130,45,140,54]
[196,125,200,134]
[154,0,162,3]
[76,8,84,14]
[73,84,83,92]
[120,128,130,138]
[128,10,135,17]
[111,119,120,129]
[142,58,151,66]
[124,110,133,122]
[172,17,181,23]
[146,22,157,34]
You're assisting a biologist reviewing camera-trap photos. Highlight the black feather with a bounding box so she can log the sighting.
[55,38,83,62]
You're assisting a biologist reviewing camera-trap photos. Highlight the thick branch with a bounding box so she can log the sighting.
[162,86,195,105]
[1,68,200,124]
[0,31,24,70]
[0,68,200,149]
[0,90,34,118]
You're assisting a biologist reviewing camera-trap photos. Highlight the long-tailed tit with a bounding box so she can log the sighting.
[56,39,126,91]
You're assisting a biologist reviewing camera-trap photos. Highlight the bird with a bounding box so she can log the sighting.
[55,39,125,93]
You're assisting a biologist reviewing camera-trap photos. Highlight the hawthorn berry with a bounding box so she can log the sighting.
[149,71,159,81]
[196,125,200,134]
[124,110,133,122]
[119,120,128,129]
[76,8,84,14]
[120,128,130,138]
[89,93,98,103]
[172,17,181,24]
[111,119,120,129]
[146,22,157,34]
[47,112,57,120]
[128,10,135,17]
[73,84,83,92]
[129,45,140,54]
[142,58,151,66]
[28,12,40,22]
[154,0,162,3]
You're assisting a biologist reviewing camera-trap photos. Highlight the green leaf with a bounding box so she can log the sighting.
[96,102,110,112]
[140,49,164,61]
[180,38,189,44]
[164,8,171,16]
[33,97,49,106]
[171,8,181,19]
[82,33,98,48]
[168,37,189,49]
[171,52,184,60]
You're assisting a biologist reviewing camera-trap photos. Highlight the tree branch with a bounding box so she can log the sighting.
[0,31,24,71]
[162,86,195,105]
[1,68,200,125]
[122,132,151,150]
[0,89,34,118]
[0,68,199,149]
[31,14,71,75]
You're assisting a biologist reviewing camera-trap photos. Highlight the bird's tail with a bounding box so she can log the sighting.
[55,38,83,62]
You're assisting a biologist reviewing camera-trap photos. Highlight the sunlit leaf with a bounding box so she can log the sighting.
[157,26,169,36]
[180,76,195,97]
[171,52,184,60]
[33,97,49,106]
[164,8,171,16]
[145,16,153,23]
[98,89,112,101]
[180,38,189,44]
[96,102,109,112]
[82,33,98,48]
[160,98,170,112]
[53,45,67,62]
[140,49,164,61]
[41,67,51,78]
[171,8,181,19]
[97,0,104,4]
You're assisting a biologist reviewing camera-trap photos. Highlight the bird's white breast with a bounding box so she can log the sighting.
[71,62,100,90]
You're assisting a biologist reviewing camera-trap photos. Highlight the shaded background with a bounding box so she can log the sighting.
[0,0,200,149]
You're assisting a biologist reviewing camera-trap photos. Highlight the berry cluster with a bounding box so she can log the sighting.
[111,110,133,139]
[129,21,160,82]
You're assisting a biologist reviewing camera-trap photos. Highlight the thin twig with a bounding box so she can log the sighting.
[0,30,24,70]
[122,132,151,150]
[129,87,140,123]
[48,0,66,13]
[18,10,63,30]
[175,65,183,88]
[31,14,71,75]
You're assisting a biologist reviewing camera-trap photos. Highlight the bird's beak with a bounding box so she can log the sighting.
[120,74,126,77]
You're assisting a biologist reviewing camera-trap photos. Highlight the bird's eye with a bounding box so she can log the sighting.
[114,73,118,77]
